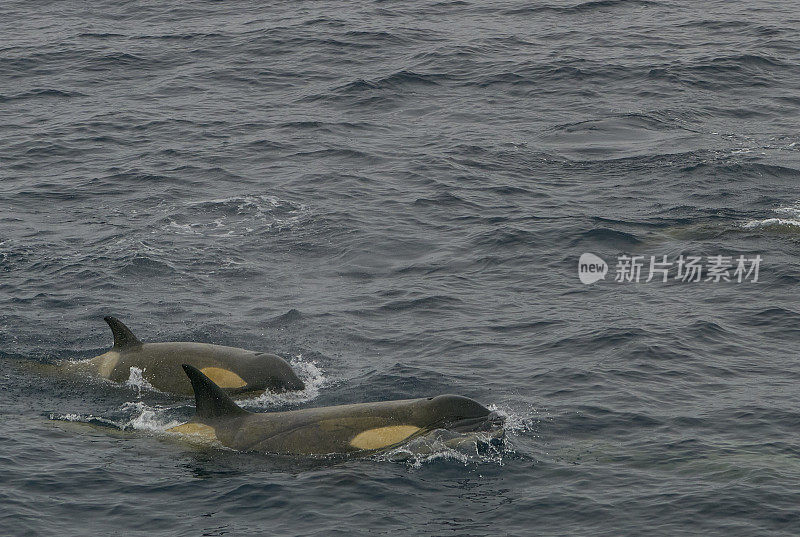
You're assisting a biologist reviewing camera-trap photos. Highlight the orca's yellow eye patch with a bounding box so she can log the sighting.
[200,367,247,388]
[167,422,218,441]
[349,425,421,450]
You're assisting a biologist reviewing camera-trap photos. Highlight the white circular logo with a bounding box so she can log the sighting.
[578,253,607,284]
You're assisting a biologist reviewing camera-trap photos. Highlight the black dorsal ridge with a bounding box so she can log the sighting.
[104,316,142,350]
[182,364,248,420]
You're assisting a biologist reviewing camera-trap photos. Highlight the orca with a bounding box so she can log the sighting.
[68,317,304,397]
[169,364,505,456]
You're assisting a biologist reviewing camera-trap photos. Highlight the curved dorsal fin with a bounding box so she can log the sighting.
[182,364,248,420]
[104,316,142,350]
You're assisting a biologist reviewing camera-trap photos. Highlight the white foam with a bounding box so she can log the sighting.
[51,412,82,422]
[50,401,184,433]
[166,221,199,234]
[774,206,800,217]
[49,412,127,429]
[400,447,471,468]
[119,401,182,432]
[165,195,310,238]
[743,202,800,230]
[742,217,800,229]
[379,430,498,467]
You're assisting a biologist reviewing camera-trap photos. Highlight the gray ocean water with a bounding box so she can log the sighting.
[2,0,800,535]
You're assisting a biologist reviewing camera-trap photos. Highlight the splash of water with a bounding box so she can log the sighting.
[240,355,326,409]
[50,401,183,433]
[124,366,161,396]
[379,428,505,467]
[48,412,120,429]
[119,401,183,432]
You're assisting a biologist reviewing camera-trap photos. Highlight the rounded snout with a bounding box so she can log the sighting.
[258,354,305,392]
[282,375,305,391]
[424,394,503,432]
[277,361,305,391]
[265,369,305,392]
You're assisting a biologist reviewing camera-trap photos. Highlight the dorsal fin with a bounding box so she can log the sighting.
[182,364,248,420]
[104,316,142,350]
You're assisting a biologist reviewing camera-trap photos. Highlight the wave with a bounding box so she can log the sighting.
[742,217,800,230]
[503,0,658,15]
[49,401,182,434]
[0,89,86,103]
[571,228,642,247]
[130,32,224,41]
[742,201,800,232]
[335,70,445,94]
[746,307,800,328]
[378,295,462,313]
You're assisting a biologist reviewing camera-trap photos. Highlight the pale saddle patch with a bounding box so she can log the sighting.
[95,351,120,378]
[167,422,218,441]
[200,367,247,388]
[349,425,421,450]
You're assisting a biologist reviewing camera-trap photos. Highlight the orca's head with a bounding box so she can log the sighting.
[264,356,305,392]
[421,395,504,433]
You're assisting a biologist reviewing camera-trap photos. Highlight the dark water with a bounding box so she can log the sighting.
[2,0,800,535]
